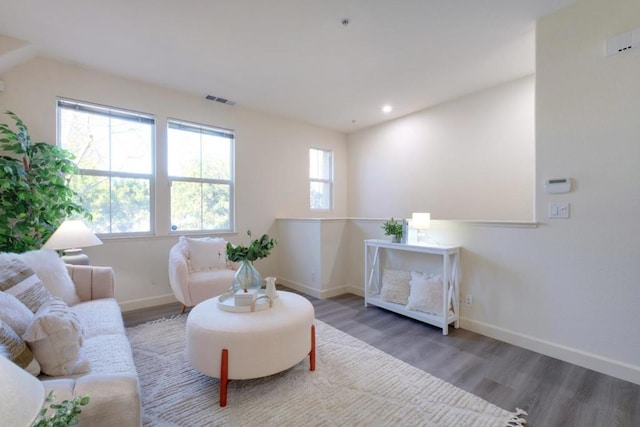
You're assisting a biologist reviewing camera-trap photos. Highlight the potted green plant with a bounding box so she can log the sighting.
[0,111,86,253]
[32,392,90,427]
[381,218,403,243]
[226,230,277,293]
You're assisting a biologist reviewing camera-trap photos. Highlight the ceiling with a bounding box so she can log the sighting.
[0,1,574,133]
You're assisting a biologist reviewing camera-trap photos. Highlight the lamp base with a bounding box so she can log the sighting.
[61,249,90,265]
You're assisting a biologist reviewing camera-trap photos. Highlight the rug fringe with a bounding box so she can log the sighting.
[505,408,528,426]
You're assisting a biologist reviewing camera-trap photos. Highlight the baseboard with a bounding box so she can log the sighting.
[119,293,178,312]
[461,317,640,386]
[278,278,354,299]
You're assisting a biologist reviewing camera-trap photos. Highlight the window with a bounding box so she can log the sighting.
[309,148,333,210]
[57,99,154,235]
[167,119,234,232]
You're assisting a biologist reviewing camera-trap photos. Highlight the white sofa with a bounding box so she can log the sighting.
[38,264,141,427]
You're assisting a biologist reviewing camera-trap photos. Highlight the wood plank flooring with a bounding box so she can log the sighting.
[123,289,640,427]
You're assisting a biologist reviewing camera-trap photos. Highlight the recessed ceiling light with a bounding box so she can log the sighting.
[382,105,392,114]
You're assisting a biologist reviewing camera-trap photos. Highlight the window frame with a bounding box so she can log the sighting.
[167,118,236,234]
[309,147,334,211]
[56,97,156,237]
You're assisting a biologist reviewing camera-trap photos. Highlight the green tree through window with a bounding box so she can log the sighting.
[168,119,234,232]
[57,99,154,235]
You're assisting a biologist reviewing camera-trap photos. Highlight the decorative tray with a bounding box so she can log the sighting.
[217,291,274,313]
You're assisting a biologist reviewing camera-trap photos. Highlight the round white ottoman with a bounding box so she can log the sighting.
[186,291,315,406]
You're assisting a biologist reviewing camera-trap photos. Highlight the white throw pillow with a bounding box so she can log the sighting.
[18,249,80,306]
[380,269,411,305]
[0,255,54,313]
[186,237,227,272]
[0,292,34,336]
[406,272,444,316]
[23,298,89,376]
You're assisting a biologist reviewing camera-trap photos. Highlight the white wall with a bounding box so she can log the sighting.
[347,75,535,221]
[0,57,348,309]
[344,0,640,384]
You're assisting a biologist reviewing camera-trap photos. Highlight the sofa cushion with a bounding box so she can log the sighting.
[0,291,34,336]
[18,249,81,306]
[23,298,89,376]
[406,272,443,316]
[71,298,125,338]
[0,256,54,312]
[0,319,41,375]
[80,334,137,376]
[185,236,227,272]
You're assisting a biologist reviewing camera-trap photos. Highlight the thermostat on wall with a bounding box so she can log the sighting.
[544,178,571,193]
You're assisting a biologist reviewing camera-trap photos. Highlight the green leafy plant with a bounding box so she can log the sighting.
[381,217,403,240]
[0,111,86,253]
[226,230,277,262]
[32,391,90,427]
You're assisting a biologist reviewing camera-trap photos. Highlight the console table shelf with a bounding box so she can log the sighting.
[364,239,461,335]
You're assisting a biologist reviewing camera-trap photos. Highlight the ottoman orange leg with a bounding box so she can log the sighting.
[309,324,316,371]
[220,349,229,407]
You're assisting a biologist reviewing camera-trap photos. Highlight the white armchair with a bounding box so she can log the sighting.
[168,236,237,312]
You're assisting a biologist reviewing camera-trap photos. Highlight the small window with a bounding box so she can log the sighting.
[309,148,333,210]
[167,119,234,232]
[57,99,155,235]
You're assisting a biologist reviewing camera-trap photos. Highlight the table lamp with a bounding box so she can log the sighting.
[43,220,103,265]
[411,212,431,244]
[0,355,45,426]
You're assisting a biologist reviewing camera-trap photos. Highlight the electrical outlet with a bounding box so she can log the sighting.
[465,294,473,306]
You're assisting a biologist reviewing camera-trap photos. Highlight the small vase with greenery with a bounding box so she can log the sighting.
[226,230,277,293]
[0,111,86,253]
[381,218,403,243]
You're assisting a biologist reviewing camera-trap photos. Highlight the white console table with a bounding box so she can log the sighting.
[364,239,461,335]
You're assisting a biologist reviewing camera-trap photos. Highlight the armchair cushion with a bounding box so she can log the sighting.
[184,236,228,272]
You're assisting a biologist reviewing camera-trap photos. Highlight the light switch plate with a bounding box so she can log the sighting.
[549,202,570,219]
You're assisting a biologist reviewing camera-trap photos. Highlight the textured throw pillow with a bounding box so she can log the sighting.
[23,298,89,376]
[406,272,444,316]
[18,249,81,306]
[186,237,227,272]
[380,269,411,305]
[0,291,34,336]
[0,319,40,375]
[0,256,54,312]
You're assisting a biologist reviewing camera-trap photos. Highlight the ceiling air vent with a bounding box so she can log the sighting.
[605,28,640,56]
[204,94,236,106]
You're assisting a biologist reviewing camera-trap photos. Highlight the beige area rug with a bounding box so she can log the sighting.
[127,316,526,427]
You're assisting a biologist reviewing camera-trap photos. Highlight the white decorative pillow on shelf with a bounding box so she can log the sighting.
[18,249,81,306]
[406,272,444,316]
[380,269,411,305]
[23,298,89,376]
[186,237,227,272]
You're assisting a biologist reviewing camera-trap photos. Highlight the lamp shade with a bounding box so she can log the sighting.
[411,212,431,230]
[0,355,45,425]
[43,220,103,251]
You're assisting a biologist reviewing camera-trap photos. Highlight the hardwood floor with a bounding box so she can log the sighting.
[123,289,640,427]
